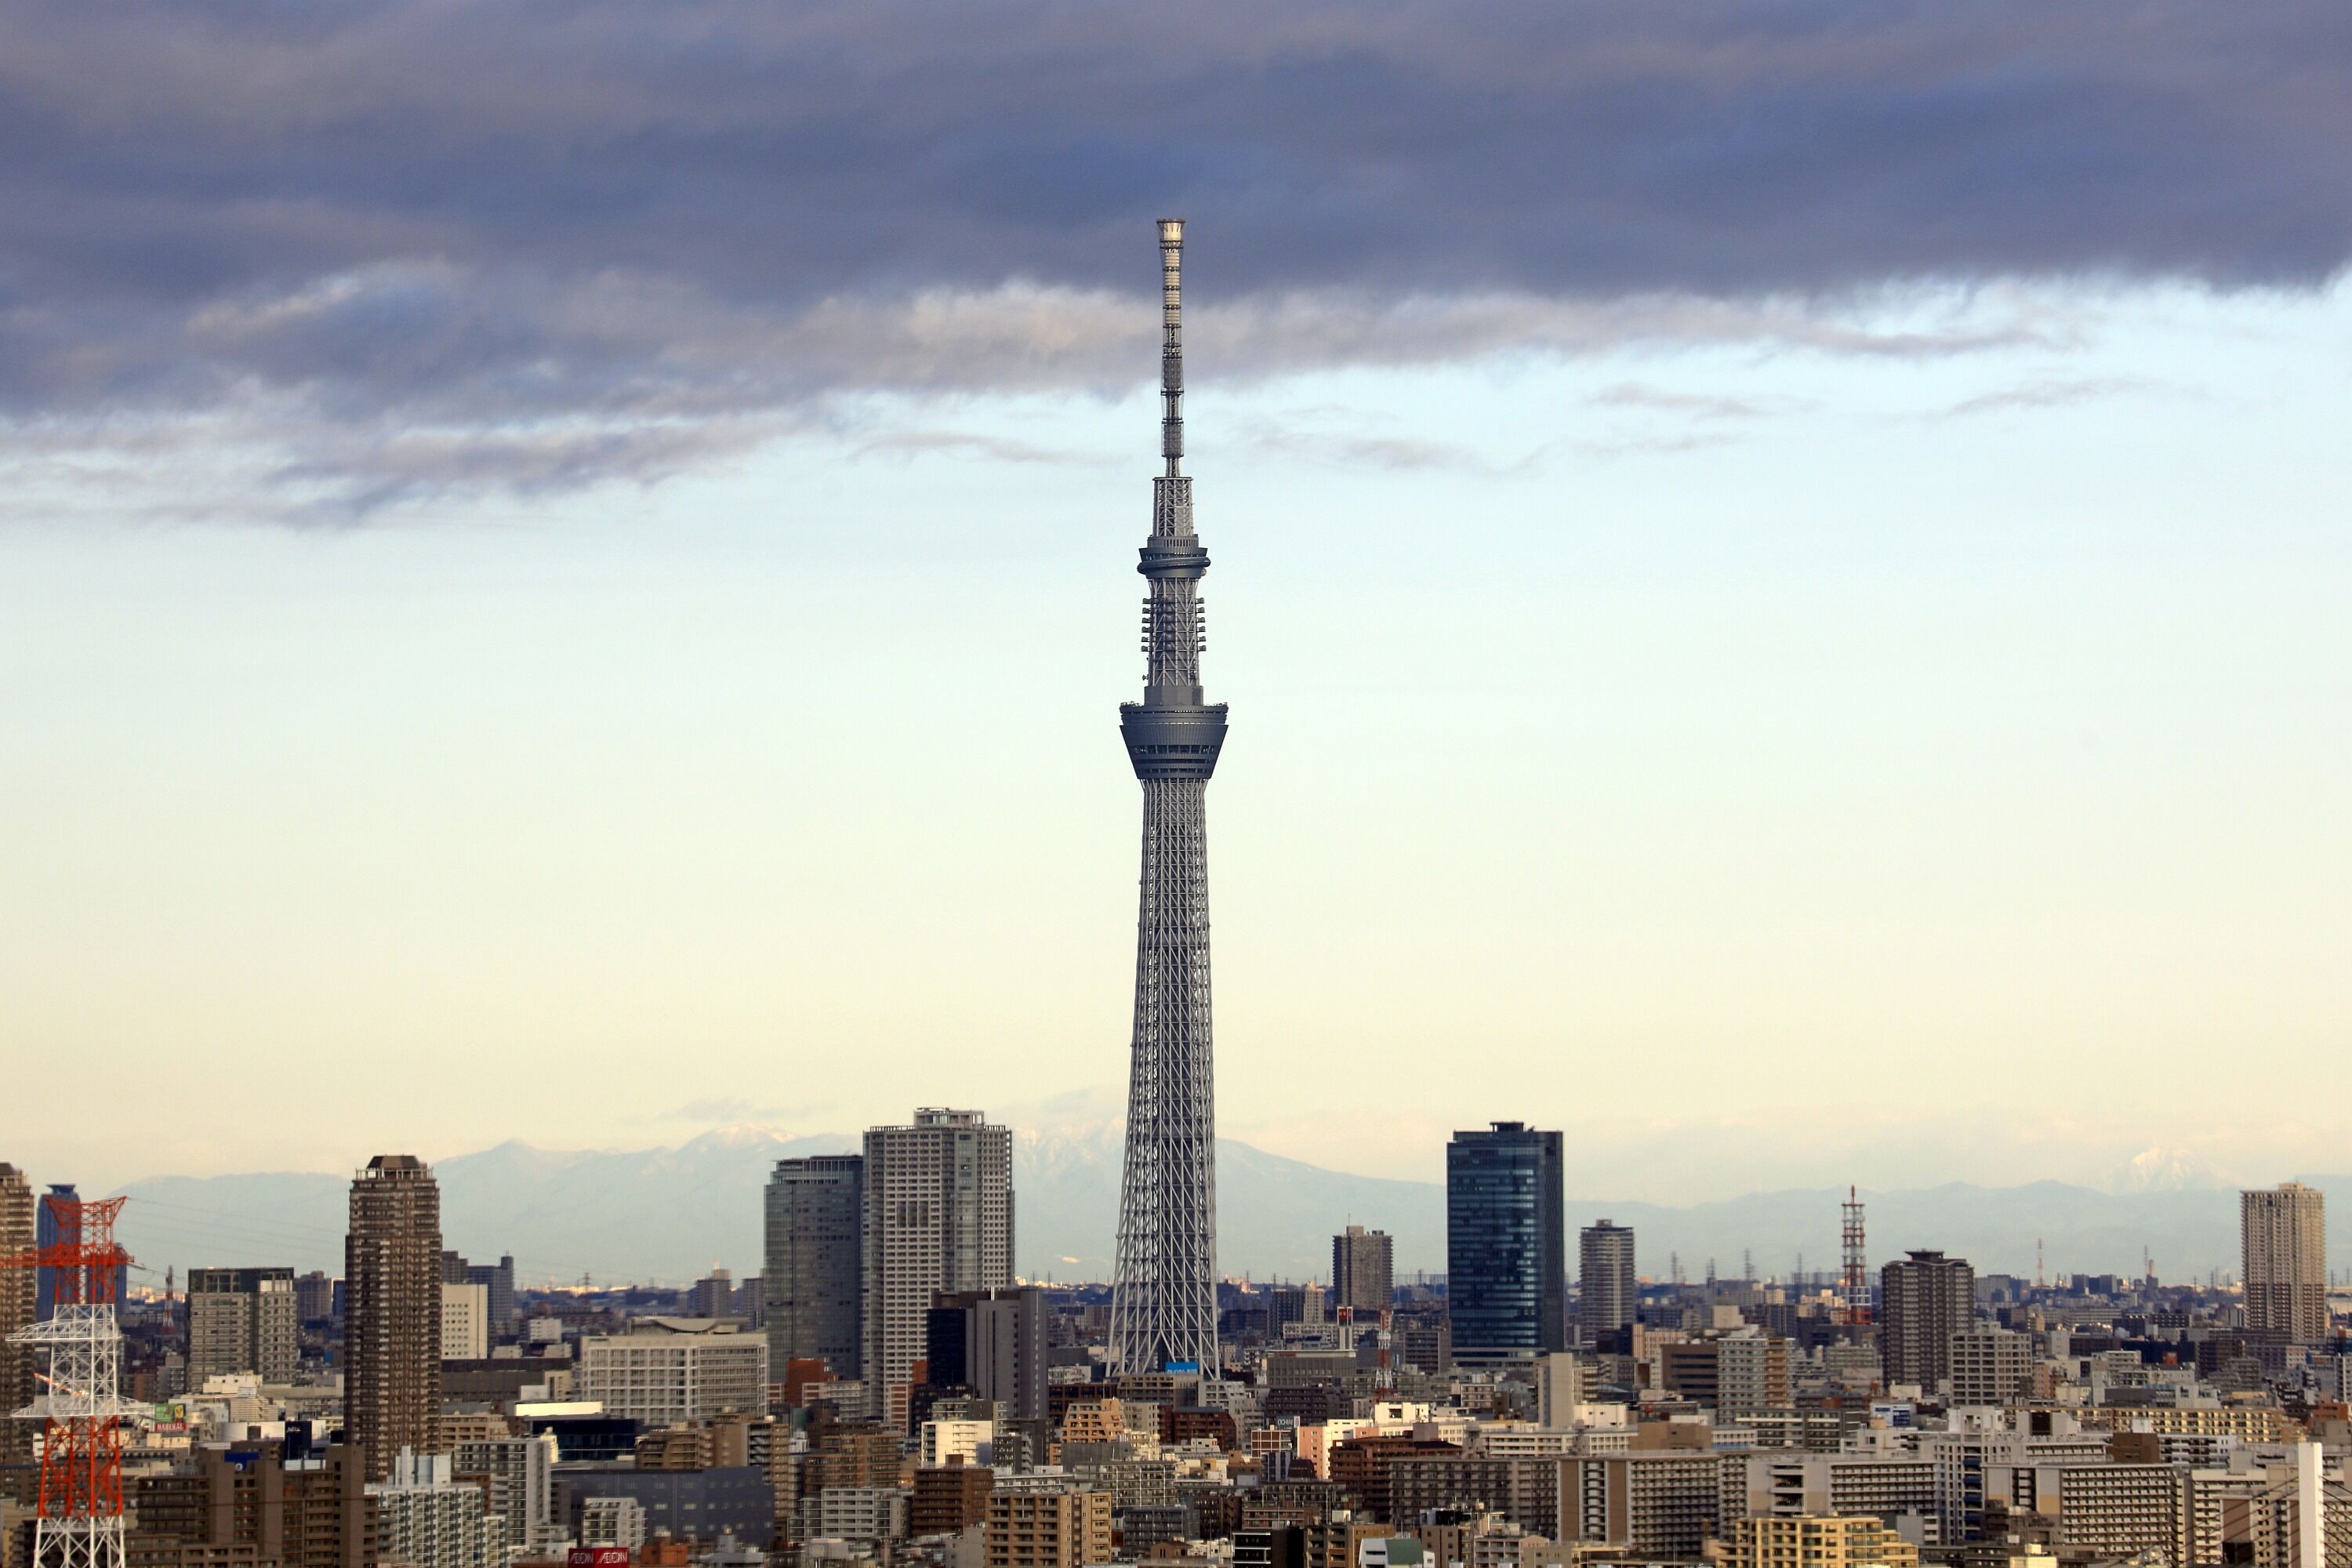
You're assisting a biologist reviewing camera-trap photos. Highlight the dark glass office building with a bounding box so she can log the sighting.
[1445,1122,1565,1364]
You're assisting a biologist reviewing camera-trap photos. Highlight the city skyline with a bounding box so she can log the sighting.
[5,6,2350,1566]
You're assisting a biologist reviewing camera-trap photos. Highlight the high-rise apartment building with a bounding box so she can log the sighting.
[1878,1250,1973,1393]
[2241,1182,2327,1343]
[863,1110,1013,1425]
[346,1154,444,1480]
[764,1154,865,1381]
[186,1267,300,1386]
[1578,1221,1637,1346]
[1446,1123,1565,1365]
[1330,1227,1393,1318]
[0,1163,34,1462]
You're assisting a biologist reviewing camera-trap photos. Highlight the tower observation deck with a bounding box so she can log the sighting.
[1110,220,1225,1374]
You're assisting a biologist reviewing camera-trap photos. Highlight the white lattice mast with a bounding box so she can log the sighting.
[1110,219,1226,1374]
[6,1196,136,1568]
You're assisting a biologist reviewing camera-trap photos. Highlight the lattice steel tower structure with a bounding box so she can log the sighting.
[5,1194,137,1568]
[1110,219,1226,1374]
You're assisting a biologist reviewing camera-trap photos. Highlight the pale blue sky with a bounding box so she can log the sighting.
[6,276,2346,1199]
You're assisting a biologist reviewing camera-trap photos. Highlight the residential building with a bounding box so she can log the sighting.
[1742,1450,1937,1533]
[1577,1222,1636,1347]
[578,1317,769,1425]
[345,1155,444,1481]
[293,1271,336,1327]
[1947,1329,2032,1406]
[124,1441,370,1568]
[0,1165,38,1463]
[1722,1515,1920,1568]
[1564,1452,1746,1559]
[921,1419,994,1468]
[863,1109,1014,1425]
[797,1486,909,1551]
[441,1282,490,1361]
[187,1267,300,1387]
[1331,1228,1394,1318]
[1534,1353,1588,1428]
[578,1497,646,1551]
[765,1156,866,1381]
[1660,1330,1791,1417]
[452,1433,560,1555]
[984,1480,1112,1568]
[368,1450,496,1568]
[1878,1251,1973,1394]
[913,1464,996,1537]
[1388,1454,1562,1537]
[1446,1123,1566,1365]
[2243,1183,2328,1344]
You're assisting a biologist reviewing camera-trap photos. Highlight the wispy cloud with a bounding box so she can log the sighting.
[1589,382,1792,421]
[1944,376,2152,416]
[852,430,1107,466]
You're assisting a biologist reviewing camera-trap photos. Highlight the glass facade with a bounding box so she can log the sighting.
[1445,1122,1565,1362]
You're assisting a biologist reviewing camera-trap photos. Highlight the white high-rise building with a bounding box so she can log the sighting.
[441,1283,490,1362]
[862,1109,1013,1425]
[2243,1183,2328,1344]
[578,1318,769,1426]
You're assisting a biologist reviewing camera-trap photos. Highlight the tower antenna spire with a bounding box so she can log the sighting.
[1160,218,1185,482]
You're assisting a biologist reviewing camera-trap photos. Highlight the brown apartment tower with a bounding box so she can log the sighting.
[344,1154,442,1479]
[0,1163,34,1462]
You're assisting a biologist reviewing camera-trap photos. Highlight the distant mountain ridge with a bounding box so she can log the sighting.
[111,1129,2351,1288]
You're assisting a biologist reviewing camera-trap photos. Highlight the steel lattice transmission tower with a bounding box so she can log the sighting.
[5,1195,136,1568]
[1110,219,1227,1375]
[1840,1185,1871,1333]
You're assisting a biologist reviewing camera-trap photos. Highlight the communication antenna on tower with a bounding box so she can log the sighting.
[1839,1185,1871,1333]
[5,1193,137,1568]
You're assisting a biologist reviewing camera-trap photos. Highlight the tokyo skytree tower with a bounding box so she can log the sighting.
[1109,220,1225,1374]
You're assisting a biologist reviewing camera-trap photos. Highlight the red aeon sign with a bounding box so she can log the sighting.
[568,1550,630,1567]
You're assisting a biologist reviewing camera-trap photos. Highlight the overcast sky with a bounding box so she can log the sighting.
[3,0,2347,1201]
